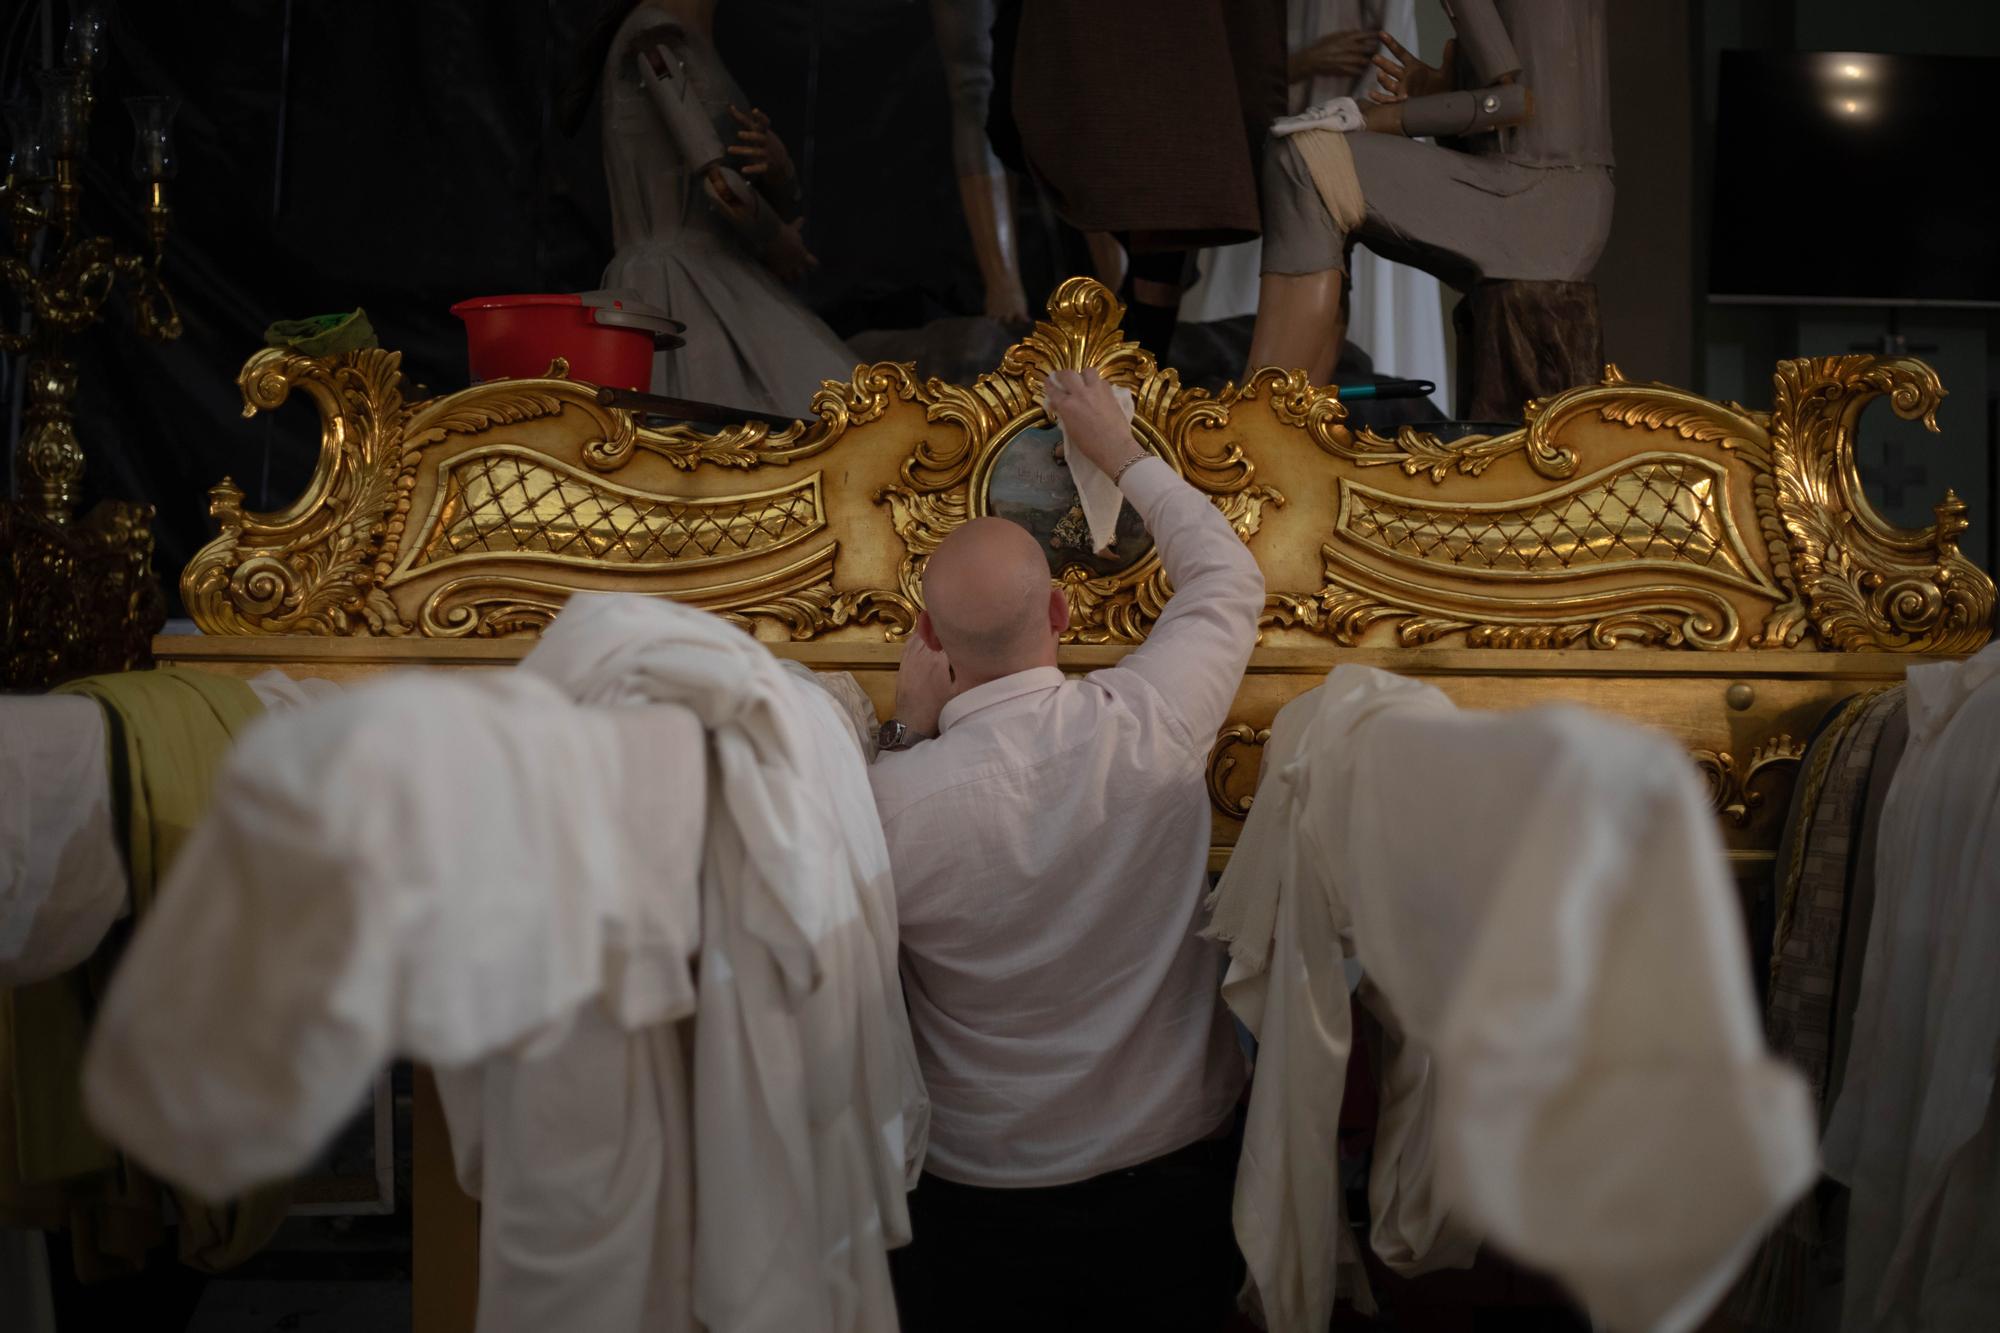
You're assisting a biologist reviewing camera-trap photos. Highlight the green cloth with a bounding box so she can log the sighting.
[263,308,377,356]
[55,667,266,906]
[3,667,291,1277]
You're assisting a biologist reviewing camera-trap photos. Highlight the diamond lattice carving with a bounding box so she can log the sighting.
[419,453,821,568]
[1344,460,1749,577]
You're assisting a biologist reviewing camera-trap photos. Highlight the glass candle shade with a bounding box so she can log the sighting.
[64,2,109,71]
[3,97,46,177]
[125,95,179,182]
[35,70,87,158]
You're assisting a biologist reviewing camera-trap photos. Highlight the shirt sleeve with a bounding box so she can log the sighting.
[1103,458,1264,745]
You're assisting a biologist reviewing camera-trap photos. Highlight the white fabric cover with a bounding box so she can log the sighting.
[437,998,699,1333]
[0,671,340,987]
[1210,666,1817,1333]
[521,593,926,1333]
[82,671,705,1199]
[1,694,127,985]
[1823,642,2000,1331]
[82,607,924,1333]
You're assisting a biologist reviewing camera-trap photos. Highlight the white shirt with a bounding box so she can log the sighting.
[870,457,1263,1187]
[1209,667,1817,1333]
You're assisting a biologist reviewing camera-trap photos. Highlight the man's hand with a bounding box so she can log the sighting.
[1369,33,1457,104]
[1289,29,1380,83]
[892,636,954,740]
[1045,369,1143,478]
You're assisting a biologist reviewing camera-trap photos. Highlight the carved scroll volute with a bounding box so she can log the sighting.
[1207,724,1272,820]
[871,276,1284,646]
[1763,355,1995,652]
[1691,733,1806,827]
[184,347,416,635]
[1002,276,1155,393]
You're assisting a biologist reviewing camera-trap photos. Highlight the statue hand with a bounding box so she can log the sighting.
[1288,29,1381,82]
[1369,33,1457,103]
[725,105,795,182]
[702,165,755,224]
[765,215,819,284]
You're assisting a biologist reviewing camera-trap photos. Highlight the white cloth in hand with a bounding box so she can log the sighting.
[1048,384,1135,555]
[1271,96,1365,136]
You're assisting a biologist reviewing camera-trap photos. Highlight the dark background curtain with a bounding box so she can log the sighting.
[11,0,1048,615]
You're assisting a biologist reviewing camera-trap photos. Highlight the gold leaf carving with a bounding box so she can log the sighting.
[1206,719,1808,835]
[1206,724,1272,820]
[1691,733,1807,827]
[184,348,415,635]
[857,277,1275,644]
[1762,356,1994,652]
[181,287,1991,656]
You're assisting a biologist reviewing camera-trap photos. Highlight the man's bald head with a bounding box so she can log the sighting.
[920,518,1067,686]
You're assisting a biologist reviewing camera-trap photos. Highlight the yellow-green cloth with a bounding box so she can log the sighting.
[56,667,266,908]
[3,667,291,1277]
[263,308,377,356]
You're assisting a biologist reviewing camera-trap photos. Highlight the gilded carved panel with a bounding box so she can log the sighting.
[182,277,1992,655]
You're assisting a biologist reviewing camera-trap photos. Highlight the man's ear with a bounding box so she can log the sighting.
[1047,586,1071,638]
[917,610,944,652]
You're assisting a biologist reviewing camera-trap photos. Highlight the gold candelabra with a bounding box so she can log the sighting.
[1,2,180,687]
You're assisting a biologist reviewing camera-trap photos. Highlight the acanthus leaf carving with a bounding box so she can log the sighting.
[1763,356,1994,653]
[1691,733,1807,827]
[180,286,1991,656]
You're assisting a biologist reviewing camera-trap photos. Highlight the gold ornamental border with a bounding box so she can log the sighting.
[182,277,1992,654]
[869,278,1286,643]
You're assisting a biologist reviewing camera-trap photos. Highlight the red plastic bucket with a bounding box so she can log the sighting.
[449,292,682,391]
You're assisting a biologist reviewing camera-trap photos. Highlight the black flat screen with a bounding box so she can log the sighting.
[1708,50,2000,306]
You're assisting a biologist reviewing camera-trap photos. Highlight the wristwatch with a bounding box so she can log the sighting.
[877,719,920,752]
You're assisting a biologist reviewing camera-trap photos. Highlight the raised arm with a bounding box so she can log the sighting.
[1044,370,1264,743]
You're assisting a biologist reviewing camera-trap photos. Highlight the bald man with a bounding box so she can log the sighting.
[871,368,1264,1332]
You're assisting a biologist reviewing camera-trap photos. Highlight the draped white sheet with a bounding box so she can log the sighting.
[1208,666,1817,1332]
[522,594,927,1333]
[0,671,340,988]
[82,595,925,1333]
[1823,642,2000,1330]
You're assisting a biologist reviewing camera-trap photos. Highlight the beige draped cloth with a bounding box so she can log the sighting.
[1288,127,1366,234]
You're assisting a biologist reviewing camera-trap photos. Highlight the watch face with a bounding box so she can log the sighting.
[877,720,906,748]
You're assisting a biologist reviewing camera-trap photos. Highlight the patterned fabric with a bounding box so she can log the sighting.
[1768,686,1904,1107]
